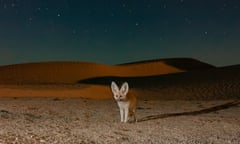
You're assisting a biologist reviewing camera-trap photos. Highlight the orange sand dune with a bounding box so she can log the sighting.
[0,58,207,84]
[0,84,112,99]
[0,62,116,84]
[0,58,215,85]
[0,58,219,98]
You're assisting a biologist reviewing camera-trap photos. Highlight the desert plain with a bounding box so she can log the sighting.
[0,58,240,143]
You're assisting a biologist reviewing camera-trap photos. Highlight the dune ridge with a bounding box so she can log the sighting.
[119,58,215,71]
[80,64,240,86]
[0,58,207,84]
[0,58,238,100]
[78,64,240,100]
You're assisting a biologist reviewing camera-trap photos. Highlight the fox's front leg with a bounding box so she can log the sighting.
[120,108,124,122]
[124,108,129,123]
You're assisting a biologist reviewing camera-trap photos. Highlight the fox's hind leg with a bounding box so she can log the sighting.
[132,110,137,122]
[133,113,137,122]
[129,110,137,123]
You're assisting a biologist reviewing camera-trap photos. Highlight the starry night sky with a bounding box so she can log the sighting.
[0,0,240,66]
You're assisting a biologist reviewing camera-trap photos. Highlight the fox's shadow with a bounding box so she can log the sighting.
[137,101,240,122]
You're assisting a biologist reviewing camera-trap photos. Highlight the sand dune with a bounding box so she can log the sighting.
[119,58,215,71]
[0,59,181,98]
[0,58,212,84]
[0,84,111,99]
[134,64,240,100]
[78,64,240,100]
[0,58,238,100]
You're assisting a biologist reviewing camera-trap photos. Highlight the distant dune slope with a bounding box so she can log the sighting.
[0,59,239,100]
[0,62,112,84]
[119,58,215,71]
[0,58,213,84]
[80,65,239,86]
[80,65,240,100]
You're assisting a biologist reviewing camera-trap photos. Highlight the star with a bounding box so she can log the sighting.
[72,29,77,34]
[27,17,33,25]
[163,4,167,9]
[104,29,108,33]
[223,3,227,8]
[110,13,115,17]
[11,3,15,8]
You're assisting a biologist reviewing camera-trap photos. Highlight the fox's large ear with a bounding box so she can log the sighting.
[120,82,129,96]
[111,81,119,95]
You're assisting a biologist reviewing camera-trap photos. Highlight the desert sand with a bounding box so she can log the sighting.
[0,58,239,143]
[0,98,239,143]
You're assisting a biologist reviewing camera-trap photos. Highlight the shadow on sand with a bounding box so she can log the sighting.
[137,100,240,122]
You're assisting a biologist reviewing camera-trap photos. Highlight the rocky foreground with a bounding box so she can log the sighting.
[0,98,239,144]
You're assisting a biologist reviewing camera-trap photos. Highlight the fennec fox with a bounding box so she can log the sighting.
[111,81,137,123]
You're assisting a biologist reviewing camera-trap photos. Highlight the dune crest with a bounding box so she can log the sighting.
[0,59,198,84]
[1,58,237,100]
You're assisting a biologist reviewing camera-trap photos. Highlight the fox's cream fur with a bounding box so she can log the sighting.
[111,81,137,123]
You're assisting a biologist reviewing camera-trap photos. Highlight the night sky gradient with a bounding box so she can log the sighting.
[0,0,240,66]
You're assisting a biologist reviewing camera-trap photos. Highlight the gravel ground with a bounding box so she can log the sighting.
[0,98,240,144]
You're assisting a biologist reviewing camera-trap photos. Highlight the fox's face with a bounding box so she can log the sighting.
[111,81,129,101]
